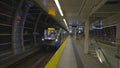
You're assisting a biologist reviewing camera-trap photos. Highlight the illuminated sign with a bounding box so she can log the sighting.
[48,28,55,30]
[48,8,56,16]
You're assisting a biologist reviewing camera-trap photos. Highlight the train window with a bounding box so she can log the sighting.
[44,29,57,40]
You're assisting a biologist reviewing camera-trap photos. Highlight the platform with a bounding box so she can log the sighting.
[57,36,81,68]
[45,36,105,68]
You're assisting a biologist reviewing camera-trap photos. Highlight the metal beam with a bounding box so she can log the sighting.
[33,12,42,46]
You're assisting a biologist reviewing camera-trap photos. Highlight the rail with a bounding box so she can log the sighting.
[0,47,40,68]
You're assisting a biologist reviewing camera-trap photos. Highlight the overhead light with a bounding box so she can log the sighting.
[48,8,56,16]
[63,19,69,30]
[54,0,64,16]
[63,19,67,25]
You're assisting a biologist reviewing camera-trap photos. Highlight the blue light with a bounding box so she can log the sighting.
[91,25,103,29]
[69,26,72,28]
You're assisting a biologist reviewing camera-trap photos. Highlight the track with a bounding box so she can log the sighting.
[7,47,55,68]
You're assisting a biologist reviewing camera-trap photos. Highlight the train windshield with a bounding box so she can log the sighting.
[44,30,57,40]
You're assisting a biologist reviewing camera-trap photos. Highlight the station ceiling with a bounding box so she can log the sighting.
[91,0,120,26]
[35,0,120,29]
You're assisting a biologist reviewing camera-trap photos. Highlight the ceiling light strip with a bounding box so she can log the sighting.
[54,0,64,16]
[63,19,67,26]
[63,19,69,30]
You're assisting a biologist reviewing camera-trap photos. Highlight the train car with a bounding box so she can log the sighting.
[41,28,61,48]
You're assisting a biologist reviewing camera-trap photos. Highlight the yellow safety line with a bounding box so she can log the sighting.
[44,36,69,68]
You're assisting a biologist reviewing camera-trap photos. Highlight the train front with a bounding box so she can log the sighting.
[41,28,60,48]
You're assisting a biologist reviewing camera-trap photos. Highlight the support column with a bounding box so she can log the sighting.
[74,28,77,39]
[33,13,42,46]
[84,19,90,54]
[12,1,31,54]
[72,28,76,39]
[116,20,120,68]
[12,0,24,55]
[116,20,120,48]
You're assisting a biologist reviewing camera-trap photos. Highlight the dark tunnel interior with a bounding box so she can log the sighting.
[0,0,68,67]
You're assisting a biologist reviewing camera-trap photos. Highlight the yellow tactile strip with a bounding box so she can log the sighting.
[44,37,69,68]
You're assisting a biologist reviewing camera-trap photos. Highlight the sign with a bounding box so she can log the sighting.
[48,28,55,30]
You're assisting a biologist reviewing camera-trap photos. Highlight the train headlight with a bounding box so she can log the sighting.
[42,38,44,41]
[55,39,58,42]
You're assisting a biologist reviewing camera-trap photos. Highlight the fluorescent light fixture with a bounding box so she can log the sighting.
[42,38,44,41]
[63,19,69,30]
[78,31,81,33]
[54,0,64,16]
[63,19,67,27]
